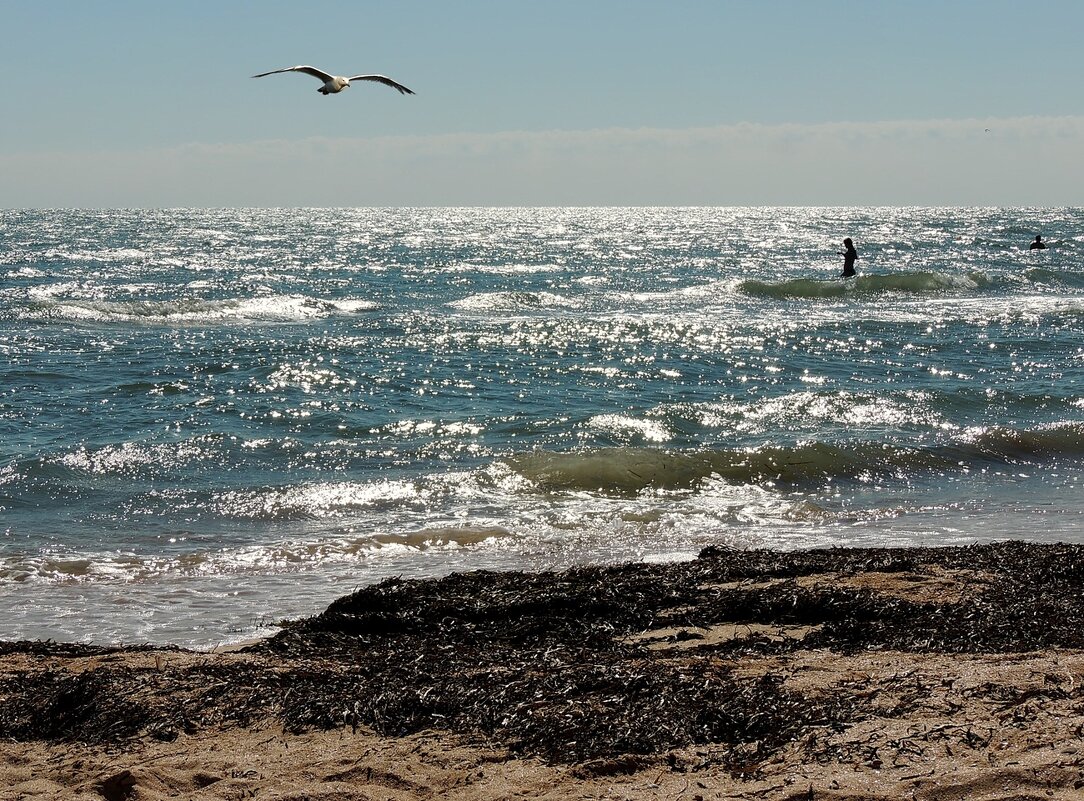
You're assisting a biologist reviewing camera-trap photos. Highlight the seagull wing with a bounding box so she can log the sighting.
[251,65,336,83]
[347,74,415,95]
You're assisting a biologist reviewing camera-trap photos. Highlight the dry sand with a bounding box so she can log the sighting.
[4,542,1084,800]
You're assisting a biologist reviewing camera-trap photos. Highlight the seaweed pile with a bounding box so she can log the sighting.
[2,541,1084,768]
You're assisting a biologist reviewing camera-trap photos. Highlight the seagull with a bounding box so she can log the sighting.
[251,65,414,96]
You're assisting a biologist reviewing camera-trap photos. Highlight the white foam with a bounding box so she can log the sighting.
[26,294,371,325]
[450,291,578,311]
[211,480,427,521]
[588,414,673,443]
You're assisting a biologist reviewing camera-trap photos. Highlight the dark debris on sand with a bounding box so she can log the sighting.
[3,541,1084,767]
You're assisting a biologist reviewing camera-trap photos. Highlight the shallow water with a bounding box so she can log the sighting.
[2,207,1082,647]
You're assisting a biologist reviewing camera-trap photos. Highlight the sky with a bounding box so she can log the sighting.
[1,0,1082,207]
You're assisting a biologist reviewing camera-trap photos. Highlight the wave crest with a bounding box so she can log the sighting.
[739,271,988,299]
[0,525,511,584]
[24,294,378,324]
[506,422,1084,493]
[449,291,577,311]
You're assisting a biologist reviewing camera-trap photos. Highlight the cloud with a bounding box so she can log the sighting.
[3,116,1082,207]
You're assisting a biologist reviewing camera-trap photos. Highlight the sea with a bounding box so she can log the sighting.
[2,207,1082,649]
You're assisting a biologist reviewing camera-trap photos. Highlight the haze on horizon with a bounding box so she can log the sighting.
[2,1,1081,208]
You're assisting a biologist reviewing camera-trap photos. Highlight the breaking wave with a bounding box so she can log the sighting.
[739,271,990,299]
[449,291,578,311]
[23,294,379,324]
[0,526,513,584]
[505,422,1084,493]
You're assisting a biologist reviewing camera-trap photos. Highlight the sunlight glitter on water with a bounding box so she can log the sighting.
[2,206,1083,645]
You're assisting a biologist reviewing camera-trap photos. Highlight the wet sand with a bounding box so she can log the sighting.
[4,541,1084,800]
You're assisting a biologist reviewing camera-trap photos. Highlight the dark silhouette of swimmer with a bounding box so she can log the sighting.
[1030,235,1047,250]
[839,238,857,277]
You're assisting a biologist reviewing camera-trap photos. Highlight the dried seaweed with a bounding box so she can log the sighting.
[3,541,1084,767]
[0,641,177,658]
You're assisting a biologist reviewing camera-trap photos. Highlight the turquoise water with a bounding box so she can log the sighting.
[2,207,1083,647]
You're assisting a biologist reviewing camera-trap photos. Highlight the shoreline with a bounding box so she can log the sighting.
[4,540,1084,799]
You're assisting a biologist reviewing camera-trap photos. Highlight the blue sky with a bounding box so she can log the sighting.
[2,0,1082,207]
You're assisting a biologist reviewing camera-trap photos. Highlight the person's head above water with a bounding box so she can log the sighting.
[1034,235,1043,242]
[843,238,853,246]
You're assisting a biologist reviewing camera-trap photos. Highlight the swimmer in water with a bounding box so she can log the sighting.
[1030,235,1047,250]
[839,238,857,277]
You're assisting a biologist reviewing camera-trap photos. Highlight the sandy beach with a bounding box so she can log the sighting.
[4,541,1084,800]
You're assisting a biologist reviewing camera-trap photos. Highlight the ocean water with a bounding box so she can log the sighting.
[2,207,1083,648]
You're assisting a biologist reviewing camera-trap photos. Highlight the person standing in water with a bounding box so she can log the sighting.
[839,238,858,277]
[1030,235,1047,250]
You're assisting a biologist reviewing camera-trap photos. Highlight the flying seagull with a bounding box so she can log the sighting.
[251,65,414,96]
